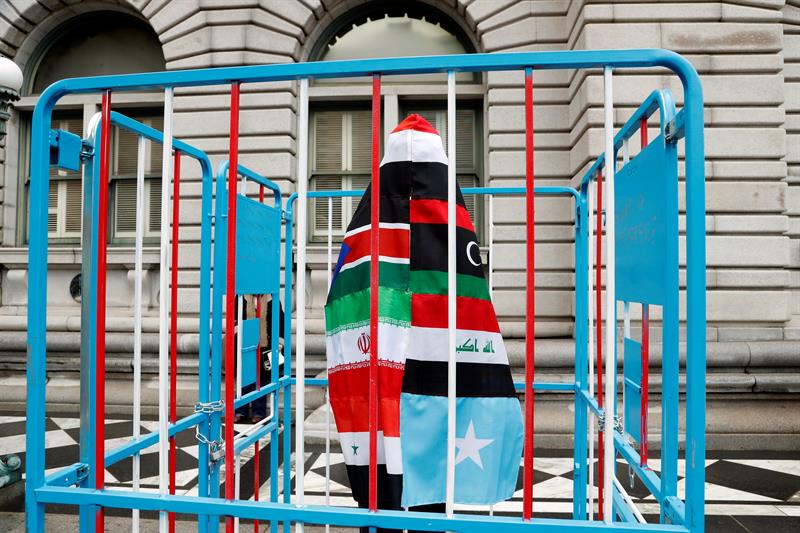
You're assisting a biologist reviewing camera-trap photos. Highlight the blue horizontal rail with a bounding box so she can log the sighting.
[287,185,580,218]
[35,486,689,533]
[300,377,575,392]
[234,420,279,456]
[217,159,281,206]
[578,88,677,188]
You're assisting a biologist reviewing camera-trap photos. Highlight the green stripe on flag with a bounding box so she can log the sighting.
[409,270,491,301]
[325,286,411,334]
[327,261,409,303]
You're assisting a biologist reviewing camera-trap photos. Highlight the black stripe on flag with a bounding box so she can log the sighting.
[410,223,485,279]
[349,193,410,228]
[402,359,517,397]
[345,464,403,508]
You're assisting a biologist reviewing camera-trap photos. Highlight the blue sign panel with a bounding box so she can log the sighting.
[235,194,281,295]
[614,135,678,306]
[240,318,260,387]
[623,337,642,444]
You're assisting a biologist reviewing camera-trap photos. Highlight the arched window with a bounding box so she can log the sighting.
[307,4,483,241]
[18,12,165,245]
[319,13,470,62]
[28,12,165,94]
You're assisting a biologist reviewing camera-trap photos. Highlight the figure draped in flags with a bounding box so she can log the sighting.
[325,114,523,518]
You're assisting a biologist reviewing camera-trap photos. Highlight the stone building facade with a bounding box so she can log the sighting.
[0,0,798,448]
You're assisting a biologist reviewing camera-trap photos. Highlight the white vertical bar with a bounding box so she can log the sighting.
[157,86,174,533]
[488,195,494,296]
[132,134,146,533]
[587,178,595,520]
[602,66,616,524]
[324,389,331,533]
[613,477,646,524]
[445,70,457,518]
[234,454,241,531]
[295,78,310,529]
[327,197,333,289]
[325,195,332,533]
[237,296,243,397]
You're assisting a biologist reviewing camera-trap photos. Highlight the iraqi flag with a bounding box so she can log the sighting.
[325,114,523,511]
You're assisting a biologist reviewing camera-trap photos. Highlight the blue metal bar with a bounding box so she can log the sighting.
[217,159,282,206]
[234,420,280,456]
[45,463,88,488]
[270,282,281,533]
[578,89,677,188]
[573,188,590,519]
[612,483,637,524]
[613,432,663,503]
[233,380,282,409]
[287,185,580,211]
[34,49,701,94]
[35,486,689,533]
[45,410,207,489]
[579,388,604,420]
[207,159,228,533]
[77,116,101,533]
[301,377,576,392]
[680,50,707,533]
[282,196,295,533]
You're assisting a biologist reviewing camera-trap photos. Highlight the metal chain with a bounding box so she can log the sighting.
[195,429,224,455]
[194,400,225,414]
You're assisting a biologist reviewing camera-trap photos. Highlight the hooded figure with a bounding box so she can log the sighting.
[325,115,523,522]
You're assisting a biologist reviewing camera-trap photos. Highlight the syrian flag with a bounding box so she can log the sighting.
[325,114,523,513]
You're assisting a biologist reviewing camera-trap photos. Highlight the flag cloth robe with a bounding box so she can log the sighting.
[325,114,523,511]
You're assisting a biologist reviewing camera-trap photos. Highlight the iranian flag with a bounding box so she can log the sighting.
[325,114,523,513]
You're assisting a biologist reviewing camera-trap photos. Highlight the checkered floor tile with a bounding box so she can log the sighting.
[2,415,799,529]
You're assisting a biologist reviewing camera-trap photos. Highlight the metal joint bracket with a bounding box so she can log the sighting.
[75,464,89,485]
[79,140,95,160]
[194,400,225,414]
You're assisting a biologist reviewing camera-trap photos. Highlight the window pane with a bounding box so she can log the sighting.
[314,112,344,172]
[115,179,137,234]
[312,176,344,233]
[349,111,372,172]
[64,179,82,234]
[115,127,139,175]
[149,178,162,234]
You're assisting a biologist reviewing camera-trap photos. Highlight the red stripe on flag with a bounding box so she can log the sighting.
[328,364,404,436]
[342,227,409,266]
[410,198,474,231]
[411,293,500,333]
[391,113,439,135]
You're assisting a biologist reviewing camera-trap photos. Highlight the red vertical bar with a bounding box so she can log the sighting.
[254,293,262,533]
[95,89,112,532]
[225,82,241,533]
[254,184,264,533]
[168,151,181,533]
[368,73,381,513]
[595,168,604,520]
[640,118,649,467]
[522,67,535,521]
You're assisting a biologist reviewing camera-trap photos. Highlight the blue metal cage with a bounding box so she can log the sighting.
[26,49,706,533]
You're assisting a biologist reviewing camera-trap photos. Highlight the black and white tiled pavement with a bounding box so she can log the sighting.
[2,415,799,532]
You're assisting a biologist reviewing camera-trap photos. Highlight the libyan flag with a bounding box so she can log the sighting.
[325,114,523,511]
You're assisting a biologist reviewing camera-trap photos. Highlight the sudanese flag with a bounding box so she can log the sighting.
[325,114,523,513]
